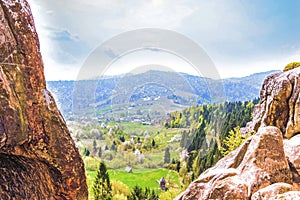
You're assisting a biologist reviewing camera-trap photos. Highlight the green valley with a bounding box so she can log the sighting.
[67,99,258,199]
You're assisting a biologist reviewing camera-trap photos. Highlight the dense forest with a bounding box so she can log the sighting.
[165,99,259,186]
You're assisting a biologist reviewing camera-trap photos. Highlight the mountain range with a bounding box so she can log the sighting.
[47,69,279,120]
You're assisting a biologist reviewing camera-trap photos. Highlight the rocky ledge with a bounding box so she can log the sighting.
[0,0,88,199]
[177,68,300,199]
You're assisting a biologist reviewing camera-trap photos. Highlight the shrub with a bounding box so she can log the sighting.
[106,159,127,169]
[111,180,130,197]
[283,62,300,72]
[84,157,99,171]
[112,194,127,200]
[141,159,158,168]
[159,188,182,200]
[220,127,253,156]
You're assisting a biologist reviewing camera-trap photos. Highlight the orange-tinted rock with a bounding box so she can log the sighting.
[284,135,300,174]
[177,127,294,200]
[284,134,300,187]
[0,0,88,199]
[251,183,293,200]
[246,68,300,139]
[272,191,300,199]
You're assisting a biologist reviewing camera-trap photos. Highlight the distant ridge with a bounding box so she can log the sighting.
[47,70,279,117]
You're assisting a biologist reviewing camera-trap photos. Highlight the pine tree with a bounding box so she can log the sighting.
[120,135,125,142]
[93,139,97,154]
[111,143,117,151]
[151,139,156,148]
[220,126,246,156]
[176,160,181,172]
[164,147,171,164]
[93,162,112,200]
[83,148,90,157]
[171,158,176,164]
[180,130,187,148]
[98,147,102,158]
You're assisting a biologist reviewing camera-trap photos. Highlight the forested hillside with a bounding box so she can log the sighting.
[166,99,259,186]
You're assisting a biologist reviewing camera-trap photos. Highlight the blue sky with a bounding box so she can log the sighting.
[28,0,300,80]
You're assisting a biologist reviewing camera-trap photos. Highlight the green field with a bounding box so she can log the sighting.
[109,168,179,189]
[86,167,181,199]
[118,122,162,135]
[86,168,180,189]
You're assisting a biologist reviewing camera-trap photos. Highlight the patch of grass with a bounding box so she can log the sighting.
[86,168,180,198]
[119,122,162,135]
[109,168,179,189]
[86,169,96,198]
[152,128,184,149]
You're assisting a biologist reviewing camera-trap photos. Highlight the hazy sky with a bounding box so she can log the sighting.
[28,0,300,80]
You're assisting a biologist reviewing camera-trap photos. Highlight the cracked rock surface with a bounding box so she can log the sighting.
[0,0,88,199]
[244,68,300,139]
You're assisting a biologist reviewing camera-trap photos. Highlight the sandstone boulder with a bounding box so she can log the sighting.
[272,191,300,199]
[251,183,293,200]
[284,134,300,175]
[0,0,88,199]
[177,126,294,200]
[247,68,300,139]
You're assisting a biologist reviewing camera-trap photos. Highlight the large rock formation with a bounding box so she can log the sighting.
[177,68,300,199]
[245,68,300,139]
[0,0,88,199]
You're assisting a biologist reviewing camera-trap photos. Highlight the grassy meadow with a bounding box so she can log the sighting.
[73,121,186,199]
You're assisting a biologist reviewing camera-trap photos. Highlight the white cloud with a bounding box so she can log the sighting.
[101,0,196,30]
[27,0,300,80]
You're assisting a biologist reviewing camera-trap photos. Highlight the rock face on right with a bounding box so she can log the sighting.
[177,68,300,199]
[246,68,300,139]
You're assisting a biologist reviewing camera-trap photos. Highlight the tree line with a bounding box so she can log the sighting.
[165,99,259,186]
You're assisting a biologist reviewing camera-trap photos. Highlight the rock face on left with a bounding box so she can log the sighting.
[0,0,88,199]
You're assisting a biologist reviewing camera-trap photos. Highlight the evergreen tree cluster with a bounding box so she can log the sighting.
[127,186,159,200]
[167,99,258,184]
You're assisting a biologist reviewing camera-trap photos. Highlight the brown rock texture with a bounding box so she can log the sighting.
[284,134,300,175]
[176,127,296,200]
[251,183,293,200]
[0,0,88,199]
[272,191,300,199]
[246,68,300,139]
[177,69,300,199]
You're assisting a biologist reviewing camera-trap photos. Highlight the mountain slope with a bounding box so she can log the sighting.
[47,70,278,119]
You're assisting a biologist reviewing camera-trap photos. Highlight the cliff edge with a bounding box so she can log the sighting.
[0,0,88,199]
